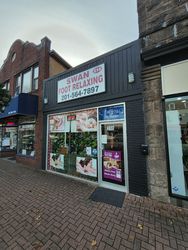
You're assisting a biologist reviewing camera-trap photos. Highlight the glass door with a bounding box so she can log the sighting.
[99,122,126,191]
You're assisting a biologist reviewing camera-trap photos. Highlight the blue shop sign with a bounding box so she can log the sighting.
[99,105,124,121]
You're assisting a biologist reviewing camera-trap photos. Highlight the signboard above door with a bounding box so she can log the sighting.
[57,64,105,103]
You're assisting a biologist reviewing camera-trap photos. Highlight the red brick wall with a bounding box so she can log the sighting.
[0,151,16,158]
[0,37,70,168]
[0,37,51,168]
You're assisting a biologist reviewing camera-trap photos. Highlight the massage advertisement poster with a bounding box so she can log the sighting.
[103,150,122,183]
[49,114,67,132]
[76,109,97,132]
[50,153,65,170]
[76,156,97,177]
[49,109,97,133]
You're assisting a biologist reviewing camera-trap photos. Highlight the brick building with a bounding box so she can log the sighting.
[0,37,71,168]
[137,0,188,204]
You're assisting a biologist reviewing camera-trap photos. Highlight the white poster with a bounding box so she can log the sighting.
[49,114,69,132]
[50,153,65,170]
[76,157,97,177]
[101,135,107,144]
[2,137,10,147]
[86,147,92,156]
[57,64,105,103]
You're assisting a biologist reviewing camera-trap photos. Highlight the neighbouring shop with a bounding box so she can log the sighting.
[0,121,17,154]
[0,37,71,168]
[43,40,148,196]
[162,59,188,199]
[0,93,38,158]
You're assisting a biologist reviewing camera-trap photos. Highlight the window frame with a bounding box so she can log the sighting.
[14,64,39,96]
[17,122,36,157]
[22,69,32,93]
[164,94,188,200]
[32,65,39,90]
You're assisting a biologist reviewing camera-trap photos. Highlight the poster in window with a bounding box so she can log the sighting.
[2,137,10,147]
[103,150,123,183]
[50,153,65,169]
[49,115,67,132]
[76,156,97,177]
[76,109,97,132]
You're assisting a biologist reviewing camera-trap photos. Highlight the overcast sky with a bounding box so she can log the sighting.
[1,0,138,67]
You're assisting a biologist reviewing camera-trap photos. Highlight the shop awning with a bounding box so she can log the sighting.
[0,93,38,119]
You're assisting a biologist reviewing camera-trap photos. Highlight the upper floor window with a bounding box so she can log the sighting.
[22,70,32,93]
[11,52,16,62]
[2,81,10,92]
[14,65,39,96]
[33,66,39,90]
[15,75,21,96]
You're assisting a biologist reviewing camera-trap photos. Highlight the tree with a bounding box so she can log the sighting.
[0,84,11,113]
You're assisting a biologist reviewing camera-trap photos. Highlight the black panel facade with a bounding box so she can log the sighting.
[126,98,148,196]
[43,40,142,113]
[42,40,148,197]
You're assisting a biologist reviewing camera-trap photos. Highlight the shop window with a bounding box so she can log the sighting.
[165,96,188,197]
[0,125,17,151]
[14,65,39,96]
[17,124,35,156]
[33,66,39,90]
[47,109,98,181]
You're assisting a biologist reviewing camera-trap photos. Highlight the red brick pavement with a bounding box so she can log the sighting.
[0,159,188,250]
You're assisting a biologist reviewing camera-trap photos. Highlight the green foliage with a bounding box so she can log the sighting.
[70,132,97,156]
[51,133,65,154]
[50,131,97,157]
[0,85,11,112]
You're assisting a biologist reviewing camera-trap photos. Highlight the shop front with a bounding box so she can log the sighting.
[0,93,38,158]
[162,59,188,199]
[43,40,148,196]
[46,104,127,192]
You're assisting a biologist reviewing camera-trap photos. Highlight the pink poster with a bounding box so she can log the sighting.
[76,109,97,132]
[49,114,65,132]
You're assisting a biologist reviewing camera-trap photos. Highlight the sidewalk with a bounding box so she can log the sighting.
[0,159,188,250]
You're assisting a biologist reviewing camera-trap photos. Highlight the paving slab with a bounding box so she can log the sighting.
[0,159,188,250]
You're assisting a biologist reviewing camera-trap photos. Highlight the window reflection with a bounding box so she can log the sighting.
[18,124,35,156]
[165,96,188,197]
[14,65,39,96]
[22,70,32,93]
[47,109,98,181]
[0,126,17,151]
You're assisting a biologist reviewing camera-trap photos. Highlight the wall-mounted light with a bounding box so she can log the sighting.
[128,72,135,83]
[44,97,48,104]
